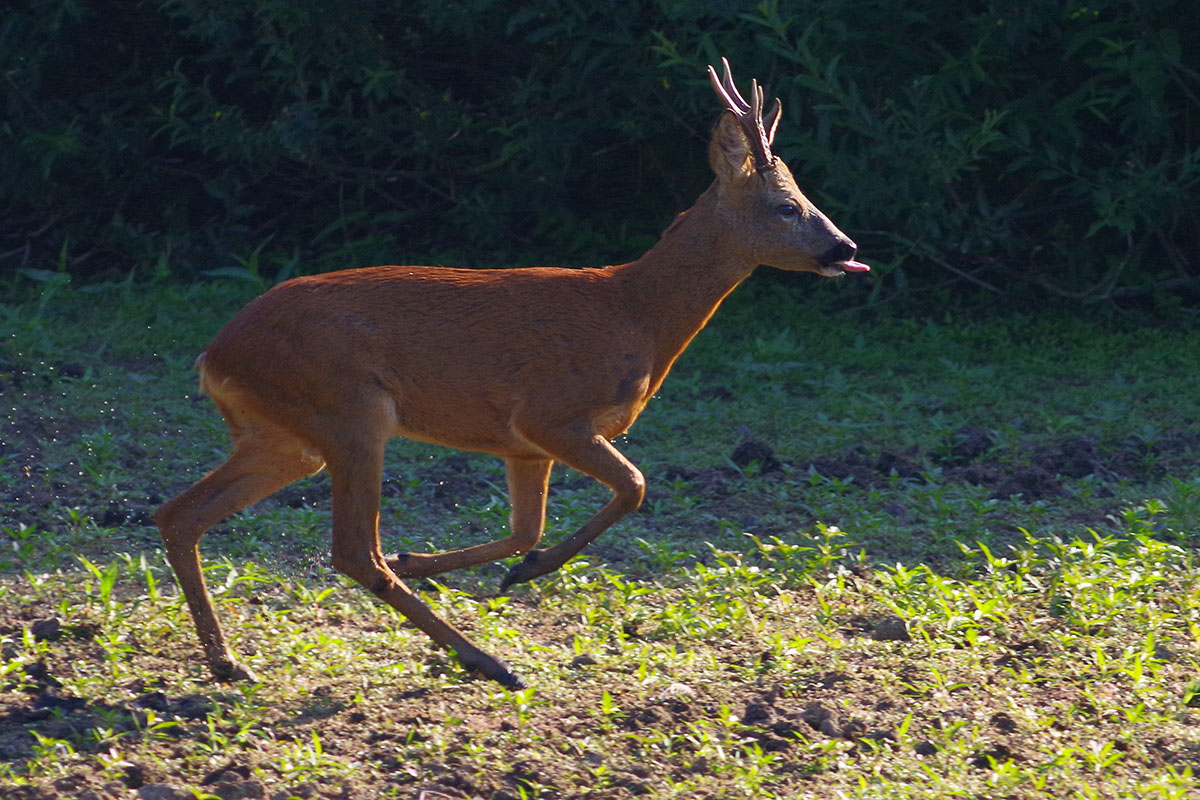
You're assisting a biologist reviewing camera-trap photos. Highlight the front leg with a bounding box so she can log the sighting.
[325,438,526,688]
[501,433,645,589]
[388,457,553,578]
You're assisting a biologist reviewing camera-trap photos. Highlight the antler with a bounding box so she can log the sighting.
[707,57,782,171]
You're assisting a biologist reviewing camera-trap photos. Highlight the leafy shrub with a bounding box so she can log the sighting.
[706,0,1200,305]
[1,0,1197,307]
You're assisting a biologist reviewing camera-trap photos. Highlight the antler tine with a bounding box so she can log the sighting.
[707,60,743,115]
[707,57,778,170]
[763,97,782,145]
[707,65,730,108]
[751,80,782,146]
[719,57,750,112]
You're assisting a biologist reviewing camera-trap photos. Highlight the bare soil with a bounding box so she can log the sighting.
[3,595,1198,799]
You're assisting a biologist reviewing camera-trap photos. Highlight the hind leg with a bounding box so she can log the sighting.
[156,424,323,681]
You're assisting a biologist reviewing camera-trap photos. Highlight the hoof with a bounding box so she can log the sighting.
[213,660,259,684]
[492,667,528,690]
[456,649,526,689]
[499,550,543,591]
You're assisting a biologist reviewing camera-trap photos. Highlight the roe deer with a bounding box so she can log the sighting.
[156,59,869,689]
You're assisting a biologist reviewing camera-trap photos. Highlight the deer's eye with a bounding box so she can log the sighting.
[776,203,799,219]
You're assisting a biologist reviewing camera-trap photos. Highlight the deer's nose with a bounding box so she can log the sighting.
[822,240,858,266]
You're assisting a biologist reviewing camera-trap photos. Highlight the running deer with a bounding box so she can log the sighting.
[156,59,869,689]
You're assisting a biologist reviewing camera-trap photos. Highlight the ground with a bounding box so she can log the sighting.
[1,284,1199,798]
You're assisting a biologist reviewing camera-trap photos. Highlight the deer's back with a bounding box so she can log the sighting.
[200,264,656,457]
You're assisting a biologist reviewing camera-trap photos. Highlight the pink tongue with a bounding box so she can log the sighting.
[841,260,871,273]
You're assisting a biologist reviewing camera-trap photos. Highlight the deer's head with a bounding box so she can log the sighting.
[707,59,869,278]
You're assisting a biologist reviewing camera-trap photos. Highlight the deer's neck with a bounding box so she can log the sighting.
[611,183,758,390]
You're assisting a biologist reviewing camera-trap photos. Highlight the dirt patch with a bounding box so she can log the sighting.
[3,567,1199,799]
[799,426,1199,501]
[651,426,1198,509]
[1,395,160,537]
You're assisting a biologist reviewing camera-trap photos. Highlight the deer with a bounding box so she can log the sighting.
[155,59,869,690]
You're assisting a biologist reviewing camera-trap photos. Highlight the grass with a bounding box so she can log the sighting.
[1,276,1199,799]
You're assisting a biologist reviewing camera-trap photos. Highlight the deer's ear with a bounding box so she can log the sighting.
[708,111,755,183]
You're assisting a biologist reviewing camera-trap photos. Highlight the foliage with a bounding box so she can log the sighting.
[2,0,1199,303]
[711,0,1200,303]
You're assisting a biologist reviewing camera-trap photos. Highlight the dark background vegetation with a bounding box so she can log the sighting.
[3,0,1198,309]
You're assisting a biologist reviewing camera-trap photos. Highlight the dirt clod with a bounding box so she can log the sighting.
[211,779,265,800]
[801,702,834,730]
[819,671,849,689]
[30,617,62,642]
[119,762,154,789]
[172,694,216,720]
[22,660,62,689]
[818,717,844,737]
[134,691,170,711]
[990,712,1018,733]
[802,429,1200,502]
[969,742,1017,768]
[990,466,1062,500]
[269,783,319,800]
[137,784,190,800]
[949,425,994,462]
[33,688,84,712]
[731,435,783,474]
[742,702,775,725]
[270,783,319,800]
[201,763,251,785]
[872,616,910,641]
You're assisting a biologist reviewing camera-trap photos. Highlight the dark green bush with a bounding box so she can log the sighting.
[2,0,1197,307]
[709,0,1200,305]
